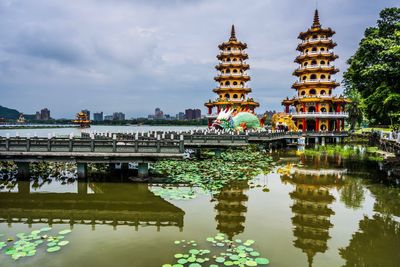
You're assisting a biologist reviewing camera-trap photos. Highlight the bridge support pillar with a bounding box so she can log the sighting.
[138,163,149,178]
[214,148,222,158]
[336,137,340,144]
[78,181,88,195]
[17,180,30,194]
[321,137,326,146]
[16,162,30,179]
[195,149,202,159]
[77,163,87,180]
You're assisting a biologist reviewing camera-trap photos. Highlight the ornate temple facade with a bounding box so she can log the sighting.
[282,10,350,132]
[205,25,259,127]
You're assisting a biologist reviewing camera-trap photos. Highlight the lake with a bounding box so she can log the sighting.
[0,149,398,267]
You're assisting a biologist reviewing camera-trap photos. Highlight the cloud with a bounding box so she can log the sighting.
[0,0,398,118]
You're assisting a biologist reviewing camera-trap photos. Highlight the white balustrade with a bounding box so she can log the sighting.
[301,37,332,44]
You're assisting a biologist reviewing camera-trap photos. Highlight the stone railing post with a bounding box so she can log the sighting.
[135,133,139,152]
[6,134,10,151]
[26,135,31,152]
[112,134,117,152]
[179,135,184,153]
[91,135,95,152]
[47,134,52,152]
[69,134,74,152]
[156,135,161,153]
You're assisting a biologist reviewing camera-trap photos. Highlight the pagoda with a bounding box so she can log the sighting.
[282,10,350,132]
[73,112,91,128]
[205,25,259,127]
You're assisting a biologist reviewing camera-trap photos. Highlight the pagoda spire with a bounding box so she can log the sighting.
[229,24,237,41]
[312,9,321,28]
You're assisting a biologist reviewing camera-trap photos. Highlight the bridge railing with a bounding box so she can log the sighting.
[0,137,185,154]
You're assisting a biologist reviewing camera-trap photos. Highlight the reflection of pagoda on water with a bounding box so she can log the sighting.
[281,154,345,267]
[214,180,249,239]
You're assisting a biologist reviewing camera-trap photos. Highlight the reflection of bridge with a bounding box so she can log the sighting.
[0,181,185,231]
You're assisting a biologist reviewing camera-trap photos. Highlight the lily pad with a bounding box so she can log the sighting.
[47,246,61,253]
[59,229,72,235]
[58,240,69,246]
[255,258,270,265]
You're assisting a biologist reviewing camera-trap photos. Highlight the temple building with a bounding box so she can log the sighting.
[205,25,259,127]
[282,10,350,132]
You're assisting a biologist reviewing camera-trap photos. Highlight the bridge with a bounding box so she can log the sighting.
[379,132,400,156]
[0,130,348,178]
[0,181,184,231]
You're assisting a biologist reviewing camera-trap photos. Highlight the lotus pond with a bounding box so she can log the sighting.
[0,146,400,267]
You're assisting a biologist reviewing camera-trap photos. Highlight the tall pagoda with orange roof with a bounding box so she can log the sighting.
[205,25,259,127]
[282,10,350,132]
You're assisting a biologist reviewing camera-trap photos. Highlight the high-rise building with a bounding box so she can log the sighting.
[40,108,50,120]
[154,108,164,119]
[176,112,185,120]
[35,112,41,120]
[104,115,113,121]
[205,25,259,127]
[185,109,201,120]
[112,112,125,121]
[81,109,90,120]
[282,10,350,132]
[93,112,103,122]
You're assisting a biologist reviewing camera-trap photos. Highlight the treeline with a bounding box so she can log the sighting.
[344,7,400,130]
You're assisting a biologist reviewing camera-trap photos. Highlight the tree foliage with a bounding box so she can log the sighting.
[343,8,400,126]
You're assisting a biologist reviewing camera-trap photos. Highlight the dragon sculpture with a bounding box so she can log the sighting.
[211,109,262,131]
[271,113,298,131]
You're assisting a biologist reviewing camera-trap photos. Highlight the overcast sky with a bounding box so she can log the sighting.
[0,0,397,119]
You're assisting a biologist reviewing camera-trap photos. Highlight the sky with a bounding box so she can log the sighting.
[0,0,398,119]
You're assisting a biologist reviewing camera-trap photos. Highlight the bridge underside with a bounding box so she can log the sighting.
[0,151,183,163]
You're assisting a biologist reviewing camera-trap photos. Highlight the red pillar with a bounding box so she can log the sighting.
[316,118,319,132]
[208,107,212,115]
[285,105,289,113]
[316,103,319,112]
[208,119,212,128]
[336,119,340,131]
[302,118,306,132]
[302,103,306,112]
[217,106,221,113]
[336,103,340,112]
[341,119,345,131]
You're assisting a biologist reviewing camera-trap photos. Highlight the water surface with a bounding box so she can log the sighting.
[0,151,399,267]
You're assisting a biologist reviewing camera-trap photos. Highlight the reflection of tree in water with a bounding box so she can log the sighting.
[340,214,400,267]
[340,177,365,209]
[214,180,249,240]
[281,154,345,267]
[368,184,400,217]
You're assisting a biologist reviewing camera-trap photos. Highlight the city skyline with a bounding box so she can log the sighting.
[0,0,397,118]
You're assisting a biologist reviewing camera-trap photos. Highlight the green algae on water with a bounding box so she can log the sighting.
[152,148,273,195]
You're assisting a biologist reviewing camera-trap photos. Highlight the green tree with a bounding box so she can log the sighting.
[345,88,364,131]
[343,7,400,126]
